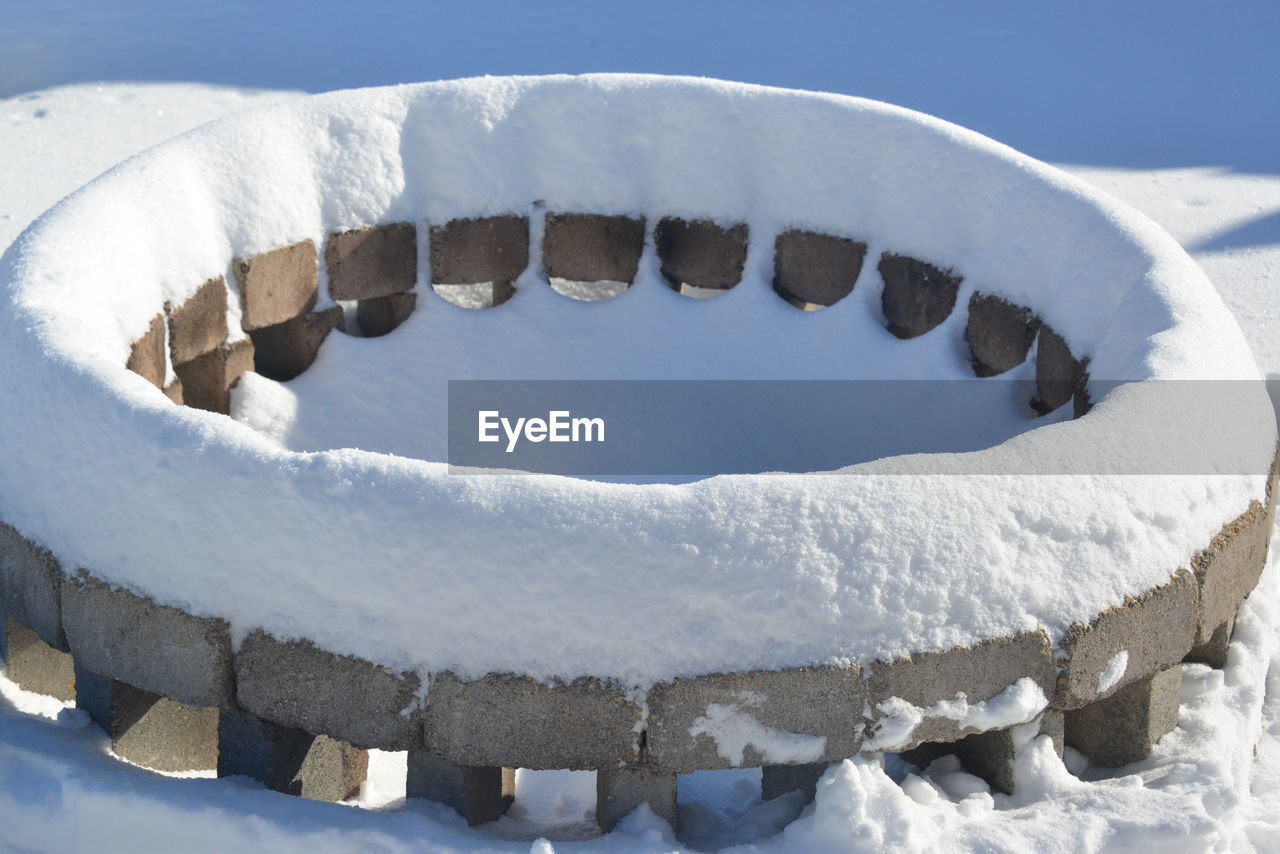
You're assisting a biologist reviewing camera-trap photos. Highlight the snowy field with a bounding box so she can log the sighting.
[2,4,1279,853]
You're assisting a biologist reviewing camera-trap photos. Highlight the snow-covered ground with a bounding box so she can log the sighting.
[2,4,1279,852]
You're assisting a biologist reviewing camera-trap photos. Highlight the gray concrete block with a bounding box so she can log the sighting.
[406,750,514,826]
[878,253,961,339]
[1185,616,1234,670]
[1064,666,1181,767]
[235,240,318,331]
[174,337,255,415]
[1033,325,1083,415]
[1054,570,1198,710]
[0,522,66,650]
[62,572,233,708]
[218,708,368,801]
[866,632,1056,750]
[761,762,829,803]
[429,216,529,287]
[542,213,645,286]
[953,710,1063,795]
[646,665,862,772]
[167,277,228,365]
[235,630,420,750]
[76,665,218,772]
[248,307,343,382]
[162,379,184,405]
[357,292,417,338]
[3,616,74,700]
[772,229,866,308]
[1191,500,1270,646]
[326,223,417,301]
[655,217,748,292]
[126,313,167,388]
[965,293,1039,377]
[597,766,678,832]
[422,672,641,770]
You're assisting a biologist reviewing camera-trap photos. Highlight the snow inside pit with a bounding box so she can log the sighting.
[0,74,1275,687]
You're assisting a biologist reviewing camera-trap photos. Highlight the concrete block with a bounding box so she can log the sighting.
[965,293,1039,376]
[953,710,1063,795]
[248,307,343,382]
[655,217,748,292]
[1185,616,1234,670]
[772,230,866,308]
[235,240,318,331]
[3,616,74,700]
[406,750,514,826]
[167,277,228,364]
[1191,501,1270,646]
[422,672,641,770]
[866,632,1056,750]
[1064,666,1181,767]
[597,766,678,831]
[357,292,417,338]
[542,213,645,286]
[62,572,233,708]
[162,379,184,405]
[646,665,862,772]
[76,665,218,772]
[878,254,961,339]
[235,630,420,750]
[0,522,66,650]
[325,223,417,301]
[218,708,368,801]
[761,762,829,803]
[1054,570,1198,710]
[174,337,255,415]
[1033,325,1083,415]
[126,313,167,388]
[429,216,529,289]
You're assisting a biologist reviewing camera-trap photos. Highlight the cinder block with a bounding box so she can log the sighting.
[235,630,420,750]
[325,223,417,301]
[1185,616,1234,670]
[3,616,74,700]
[406,749,514,826]
[235,240,318,331]
[1191,501,1270,647]
[866,632,1056,750]
[218,708,368,801]
[878,254,961,339]
[1064,667,1181,767]
[248,307,343,382]
[772,230,866,308]
[126,313,166,388]
[167,277,228,364]
[1054,570,1198,710]
[965,293,1039,377]
[62,572,233,708]
[761,762,829,803]
[357,292,417,338]
[76,665,218,772]
[429,216,529,289]
[952,710,1063,795]
[646,665,862,772]
[1033,325,1084,415]
[0,522,66,650]
[422,672,641,770]
[174,337,255,415]
[162,379,184,405]
[597,766,678,831]
[655,217,748,292]
[542,213,645,286]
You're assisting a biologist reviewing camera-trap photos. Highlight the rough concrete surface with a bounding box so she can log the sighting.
[235,240,318,330]
[965,293,1039,376]
[247,306,343,382]
[542,212,645,285]
[1064,667,1182,767]
[167,276,228,364]
[325,223,417,301]
[878,253,960,339]
[655,217,748,292]
[772,229,866,307]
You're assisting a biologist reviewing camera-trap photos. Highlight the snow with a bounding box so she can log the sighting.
[864,679,1049,753]
[688,692,829,766]
[1,3,1280,851]
[1098,652,1130,695]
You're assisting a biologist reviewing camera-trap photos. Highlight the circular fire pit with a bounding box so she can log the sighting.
[0,75,1274,830]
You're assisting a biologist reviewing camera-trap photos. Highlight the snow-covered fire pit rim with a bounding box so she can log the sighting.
[0,74,1274,722]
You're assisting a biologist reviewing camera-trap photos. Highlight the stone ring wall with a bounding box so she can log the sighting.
[1,75,1276,834]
